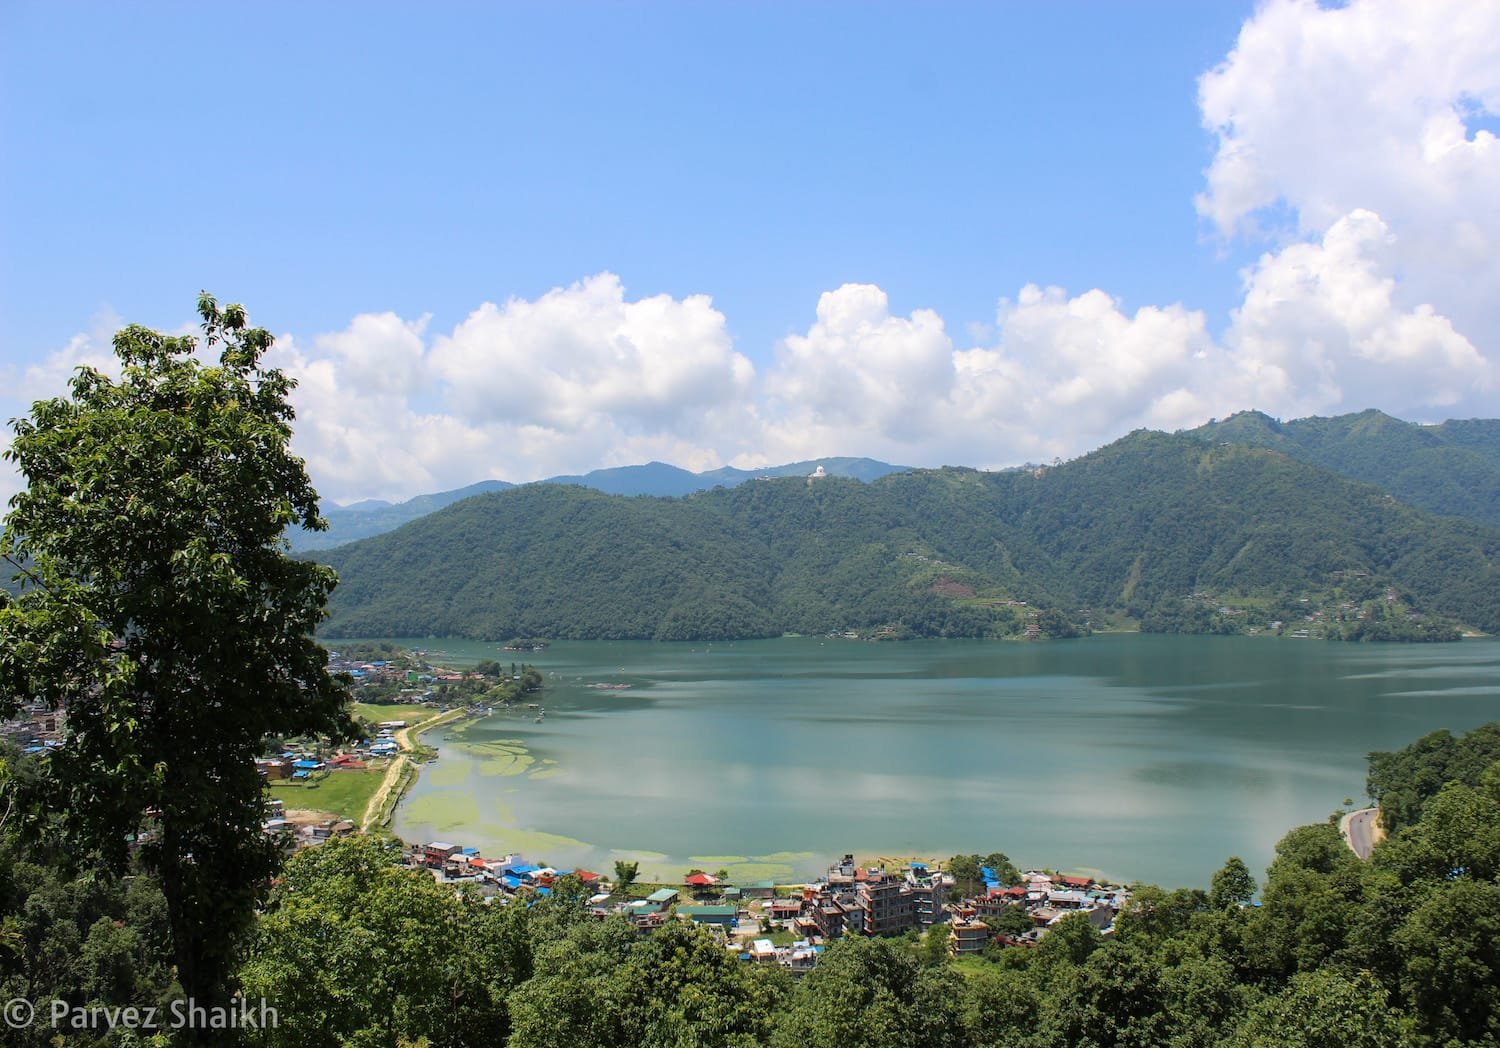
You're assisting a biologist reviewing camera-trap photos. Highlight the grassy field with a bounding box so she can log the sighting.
[352,701,437,725]
[270,767,388,821]
[951,955,997,979]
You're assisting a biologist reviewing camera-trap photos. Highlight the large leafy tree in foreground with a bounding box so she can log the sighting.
[0,295,351,1007]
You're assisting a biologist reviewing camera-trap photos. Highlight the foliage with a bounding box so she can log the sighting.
[948,852,1021,898]
[1367,723,1500,833]
[0,294,352,1004]
[1227,969,1414,1047]
[1209,855,1257,909]
[1192,408,1500,528]
[0,758,177,1048]
[3,720,1500,1045]
[240,835,515,1047]
[770,936,963,1048]
[981,904,1033,939]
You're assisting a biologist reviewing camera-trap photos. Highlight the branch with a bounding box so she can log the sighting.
[1,553,51,596]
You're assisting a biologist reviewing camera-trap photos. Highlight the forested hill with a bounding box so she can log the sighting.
[297,409,1500,553]
[1189,409,1500,527]
[293,457,906,551]
[313,429,1500,641]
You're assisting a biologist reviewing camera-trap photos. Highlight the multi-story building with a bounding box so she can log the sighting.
[949,915,990,956]
[905,865,952,928]
[859,874,915,936]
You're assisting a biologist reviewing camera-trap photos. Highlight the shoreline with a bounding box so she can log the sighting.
[341,636,1454,888]
[364,705,473,831]
[376,706,1154,888]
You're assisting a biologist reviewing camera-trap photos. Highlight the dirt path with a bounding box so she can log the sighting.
[360,707,469,830]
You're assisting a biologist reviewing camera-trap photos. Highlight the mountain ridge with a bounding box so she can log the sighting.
[311,427,1500,642]
[296,457,908,551]
[1186,409,1500,527]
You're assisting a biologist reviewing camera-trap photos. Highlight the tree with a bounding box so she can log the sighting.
[0,295,352,1011]
[1393,879,1500,1045]
[1032,911,1103,971]
[980,852,1021,886]
[961,967,1039,1048]
[1210,856,1257,909]
[240,835,511,1047]
[1040,943,1170,1048]
[1226,969,1414,1048]
[613,860,639,890]
[771,936,963,1048]
[981,903,1033,940]
[947,854,983,896]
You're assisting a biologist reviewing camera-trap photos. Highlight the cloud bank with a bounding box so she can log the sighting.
[2,0,1495,506]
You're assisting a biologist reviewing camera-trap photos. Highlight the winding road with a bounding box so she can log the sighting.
[1341,806,1381,860]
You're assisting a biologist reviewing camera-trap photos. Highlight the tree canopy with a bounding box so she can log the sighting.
[0,294,352,1007]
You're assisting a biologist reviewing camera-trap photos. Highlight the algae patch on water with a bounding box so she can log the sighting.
[451,737,539,777]
[402,791,481,832]
[425,760,472,789]
[721,862,796,882]
[476,825,594,856]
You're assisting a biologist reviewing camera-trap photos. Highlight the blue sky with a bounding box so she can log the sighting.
[3,1,1498,503]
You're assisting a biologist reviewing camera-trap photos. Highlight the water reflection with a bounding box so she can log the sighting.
[378,634,1500,887]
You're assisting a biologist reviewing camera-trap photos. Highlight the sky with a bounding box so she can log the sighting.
[2,0,1498,505]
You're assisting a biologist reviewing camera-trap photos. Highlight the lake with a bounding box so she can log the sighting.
[366,634,1500,888]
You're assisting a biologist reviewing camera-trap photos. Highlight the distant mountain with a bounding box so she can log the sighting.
[297,479,516,551]
[1189,409,1500,528]
[541,461,705,498]
[546,456,907,497]
[291,458,908,550]
[312,430,1500,642]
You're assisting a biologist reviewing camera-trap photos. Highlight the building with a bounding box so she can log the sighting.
[949,916,990,956]
[254,757,290,781]
[859,874,915,936]
[677,905,738,928]
[769,898,804,923]
[644,888,680,912]
[422,842,461,868]
[905,865,952,928]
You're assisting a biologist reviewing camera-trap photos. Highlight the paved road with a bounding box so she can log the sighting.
[1341,807,1380,860]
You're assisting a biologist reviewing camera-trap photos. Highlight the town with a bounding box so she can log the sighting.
[325,830,1131,976]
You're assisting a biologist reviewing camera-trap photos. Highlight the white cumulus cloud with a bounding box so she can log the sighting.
[1225,209,1492,415]
[763,284,956,448]
[429,273,754,433]
[1198,0,1500,359]
[267,273,760,503]
[758,282,1220,469]
[7,2,1499,506]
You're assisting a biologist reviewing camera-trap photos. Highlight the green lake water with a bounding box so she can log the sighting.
[368,634,1500,888]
